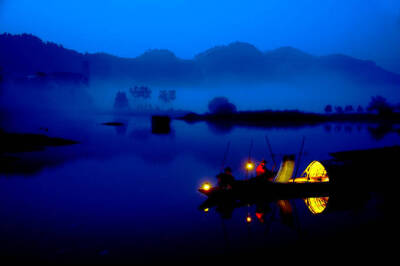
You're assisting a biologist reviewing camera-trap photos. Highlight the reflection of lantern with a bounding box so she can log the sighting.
[305,197,329,214]
[246,216,252,223]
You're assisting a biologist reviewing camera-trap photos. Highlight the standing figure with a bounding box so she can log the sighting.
[216,167,235,189]
[256,160,274,179]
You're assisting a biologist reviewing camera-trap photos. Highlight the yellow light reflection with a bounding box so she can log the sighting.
[304,197,329,215]
[246,216,252,223]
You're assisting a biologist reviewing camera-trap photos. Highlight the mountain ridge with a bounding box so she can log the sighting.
[1,33,399,88]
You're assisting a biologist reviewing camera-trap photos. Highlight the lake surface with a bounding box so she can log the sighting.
[0,111,398,263]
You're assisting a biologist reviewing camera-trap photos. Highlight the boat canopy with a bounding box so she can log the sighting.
[273,156,295,183]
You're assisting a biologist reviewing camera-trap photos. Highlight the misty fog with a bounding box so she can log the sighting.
[2,75,399,115]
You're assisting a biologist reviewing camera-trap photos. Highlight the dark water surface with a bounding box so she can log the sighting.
[0,111,398,263]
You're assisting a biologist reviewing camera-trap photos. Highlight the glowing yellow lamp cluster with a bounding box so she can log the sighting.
[292,161,329,183]
[303,161,329,182]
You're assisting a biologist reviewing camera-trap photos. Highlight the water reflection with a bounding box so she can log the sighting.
[367,123,397,140]
[304,197,329,214]
[321,122,400,140]
[206,121,234,135]
[114,123,127,135]
[199,189,371,230]
[324,124,332,132]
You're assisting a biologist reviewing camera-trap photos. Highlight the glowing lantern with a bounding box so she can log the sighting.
[302,161,329,182]
[201,182,211,191]
[246,162,254,171]
[204,208,209,213]
[304,197,329,214]
[291,161,329,183]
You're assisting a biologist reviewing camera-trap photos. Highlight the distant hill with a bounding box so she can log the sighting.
[0,33,85,75]
[1,33,399,88]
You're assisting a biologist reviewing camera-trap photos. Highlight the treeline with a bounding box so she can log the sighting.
[324,95,399,116]
[114,85,176,110]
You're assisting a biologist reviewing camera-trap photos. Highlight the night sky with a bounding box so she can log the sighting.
[1,0,400,73]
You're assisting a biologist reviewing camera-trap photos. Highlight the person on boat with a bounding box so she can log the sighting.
[216,167,235,189]
[256,159,274,179]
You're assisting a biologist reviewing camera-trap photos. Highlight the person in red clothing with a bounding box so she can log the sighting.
[256,159,274,178]
[256,159,267,175]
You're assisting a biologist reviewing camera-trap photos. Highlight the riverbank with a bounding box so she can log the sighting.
[178,110,400,128]
[0,129,78,174]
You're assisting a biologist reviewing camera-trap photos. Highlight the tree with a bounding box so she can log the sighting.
[130,85,152,110]
[168,90,176,101]
[335,106,343,113]
[367,95,393,115]
[356,105,364,113]
[208,97,237,114]
[130,85,152,99]
[159,89,176,103]
[344,105,353,113]
[324,105,332,113]
[114,91,129,109]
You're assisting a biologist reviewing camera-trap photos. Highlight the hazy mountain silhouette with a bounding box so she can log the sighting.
[0,33,84,75]
[1,33,399,88]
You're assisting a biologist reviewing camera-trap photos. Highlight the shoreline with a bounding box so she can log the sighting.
[178,110,400,128]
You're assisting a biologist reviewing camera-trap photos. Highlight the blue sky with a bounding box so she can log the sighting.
[1,0,400,72]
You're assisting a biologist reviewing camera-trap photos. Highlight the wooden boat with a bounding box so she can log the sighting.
[199,179,332,200]
[199,157,332,202]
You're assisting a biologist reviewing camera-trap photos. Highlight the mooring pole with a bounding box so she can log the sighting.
[265,135,277,169]
[248,138,253,161]
[293,136,305,182]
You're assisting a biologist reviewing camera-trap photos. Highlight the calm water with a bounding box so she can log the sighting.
[0,111,398,263]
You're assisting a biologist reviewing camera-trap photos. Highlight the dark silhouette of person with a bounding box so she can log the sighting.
[216,167,235,189]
